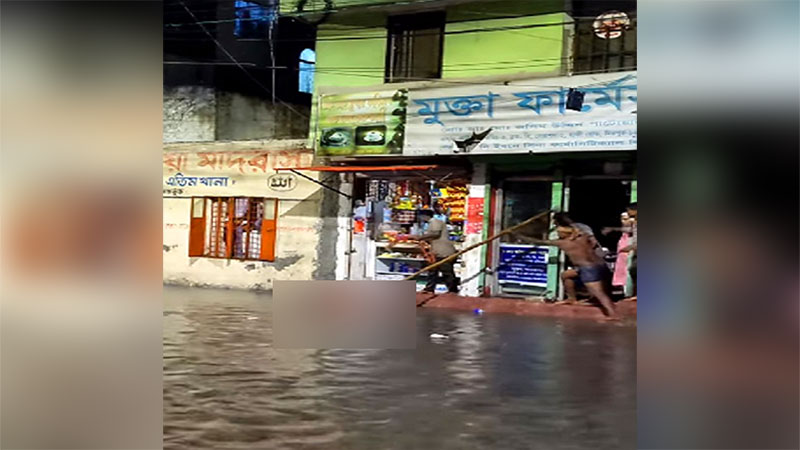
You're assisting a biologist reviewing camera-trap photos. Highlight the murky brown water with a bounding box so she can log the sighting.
[164,286,636,449]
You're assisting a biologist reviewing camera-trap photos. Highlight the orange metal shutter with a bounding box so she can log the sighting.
[188,198,206,257]
[260,198,278,262]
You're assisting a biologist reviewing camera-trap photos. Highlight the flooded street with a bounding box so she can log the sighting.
[164,286,636,449]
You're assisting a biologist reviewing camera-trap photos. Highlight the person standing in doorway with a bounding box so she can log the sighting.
[620,203,637,299]
[413,210,459,294]
[602,210,635,295]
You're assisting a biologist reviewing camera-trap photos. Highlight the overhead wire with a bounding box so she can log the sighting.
[162,0,564,18]
[174,0,310,119]
[165,2,636,95]
[166,18,576,41]
[163,60,637,89]
[166,17,635,45]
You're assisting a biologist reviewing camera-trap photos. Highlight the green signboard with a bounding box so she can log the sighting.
[316,89,407,156]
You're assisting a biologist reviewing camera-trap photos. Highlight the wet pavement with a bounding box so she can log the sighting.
[416,292,637,323]
[164,286,636,449]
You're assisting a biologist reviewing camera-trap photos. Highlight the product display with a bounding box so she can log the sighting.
[362,177,467,283]
[432,185,467,222]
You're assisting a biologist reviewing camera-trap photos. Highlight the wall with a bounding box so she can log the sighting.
[163,87,311,143]
[442,13,567,78]
[215,92,311,141]
[315,25,387,88]
[162,140,338,290]
[314,10,567,90]
[163,86,216,143]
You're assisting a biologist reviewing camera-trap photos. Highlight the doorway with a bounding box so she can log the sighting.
[567,178,633,251]
[493,180,554,297]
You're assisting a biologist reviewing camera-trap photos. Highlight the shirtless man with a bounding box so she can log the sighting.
[525,226,616,318]
[552,212,606,304]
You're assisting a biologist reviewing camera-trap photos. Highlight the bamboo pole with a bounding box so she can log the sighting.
[403,209,551,281]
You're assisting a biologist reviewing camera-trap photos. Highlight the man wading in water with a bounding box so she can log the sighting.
[524,225,617,318]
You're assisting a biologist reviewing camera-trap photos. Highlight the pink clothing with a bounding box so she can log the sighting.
[612,234,630,286]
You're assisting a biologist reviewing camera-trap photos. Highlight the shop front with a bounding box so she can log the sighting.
[285,163,472,293]
[482,154,637,300]
[311,71,637,300]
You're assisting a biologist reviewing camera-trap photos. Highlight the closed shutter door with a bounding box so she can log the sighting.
[260,198,278,262]
[188,197,206,257]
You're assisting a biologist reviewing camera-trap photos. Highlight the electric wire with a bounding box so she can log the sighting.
[175,0,310,119]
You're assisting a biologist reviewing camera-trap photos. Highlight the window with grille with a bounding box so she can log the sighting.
[189,197,278,261]
[572,15,636,74]
[385,12,445,83]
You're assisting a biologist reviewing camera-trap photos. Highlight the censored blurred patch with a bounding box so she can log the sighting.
[273,281,416,349]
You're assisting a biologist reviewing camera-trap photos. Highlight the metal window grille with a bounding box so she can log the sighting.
[573,17,637,74]
[199,197,272,260]
[386,13,444,83]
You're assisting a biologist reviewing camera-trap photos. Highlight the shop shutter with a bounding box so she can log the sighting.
[188,197,206,257]
[260,198,278,262]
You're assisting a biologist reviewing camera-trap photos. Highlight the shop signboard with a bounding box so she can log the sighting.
[316,89,408,156]
[162,149,315,198]
[465,197,484,235]
[404,71,637,155]
[497,244,549,287]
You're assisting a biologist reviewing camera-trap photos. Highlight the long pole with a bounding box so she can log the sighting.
[403,209,551,281]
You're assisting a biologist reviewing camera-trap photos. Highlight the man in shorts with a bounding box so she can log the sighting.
[530,226,616,318]
[552,212,607,304]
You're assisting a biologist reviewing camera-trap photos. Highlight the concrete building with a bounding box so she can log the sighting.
[162,139,347,290]
[164,0,316,143]
[302,0,638,299]
[163,1,348,290]
[163,0,638,299]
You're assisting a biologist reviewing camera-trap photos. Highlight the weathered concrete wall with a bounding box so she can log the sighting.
[162,141,331,290]
[163,86,216,143]
[311,173,343,281]
[163,88,311,143]
[215,92,311,141]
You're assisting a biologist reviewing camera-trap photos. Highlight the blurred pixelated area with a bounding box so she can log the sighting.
[274,281,416,348]
[638,1,798,448]
[1,1,163,448]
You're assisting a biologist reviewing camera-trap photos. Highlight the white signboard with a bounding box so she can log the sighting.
[404,72,637,156]
[162,149,315,198]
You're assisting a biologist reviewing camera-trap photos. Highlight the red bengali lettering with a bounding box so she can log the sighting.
[163,153,186,173]
[248,153,270,173]
[197,152,221,170]
[227,153,248,174]
[276,150,303,169]
[296,151,314,168]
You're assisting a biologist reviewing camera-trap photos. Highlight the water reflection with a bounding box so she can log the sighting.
[164,286,635,449]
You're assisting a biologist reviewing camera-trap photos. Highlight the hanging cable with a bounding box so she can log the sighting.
[175,0,310,119]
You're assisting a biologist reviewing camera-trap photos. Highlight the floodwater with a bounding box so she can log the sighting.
[164,286,636,450]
